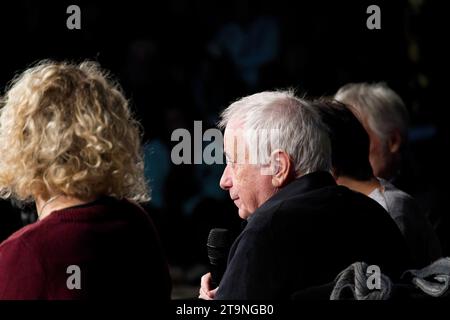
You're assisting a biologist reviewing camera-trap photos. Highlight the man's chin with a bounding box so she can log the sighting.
[238,208,251,220]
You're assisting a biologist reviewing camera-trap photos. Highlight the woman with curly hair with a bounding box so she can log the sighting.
[0,60,171,299]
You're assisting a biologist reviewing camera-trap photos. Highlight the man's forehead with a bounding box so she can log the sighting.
[224,121,244,141]
[224,127,244,139]
[224,128,246,150]
[223,124,247,161]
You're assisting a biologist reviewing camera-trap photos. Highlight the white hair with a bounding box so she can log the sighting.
[335,82,409,144]
[218,90,331,176]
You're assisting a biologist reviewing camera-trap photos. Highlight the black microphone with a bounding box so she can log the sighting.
[207,228,231,288]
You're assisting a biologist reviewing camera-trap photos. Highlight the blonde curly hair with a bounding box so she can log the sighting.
[0,60,150,203]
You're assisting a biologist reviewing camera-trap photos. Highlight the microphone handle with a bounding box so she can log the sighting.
[210,260,227,288]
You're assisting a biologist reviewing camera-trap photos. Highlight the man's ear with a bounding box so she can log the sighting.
[270,150,295,188]
[388,129,403,154]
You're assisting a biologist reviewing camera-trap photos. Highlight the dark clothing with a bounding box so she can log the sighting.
[0,196,171,300]
[216,171,411,300]
[369,178,442,268]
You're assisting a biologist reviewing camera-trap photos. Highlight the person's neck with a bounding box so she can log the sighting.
[35,195,97,220]
[336,176,381,196]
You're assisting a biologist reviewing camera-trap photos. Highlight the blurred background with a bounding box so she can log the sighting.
[0,0,449,298]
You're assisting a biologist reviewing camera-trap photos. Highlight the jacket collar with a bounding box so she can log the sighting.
[247,171,336,222]
[269,171,336,202]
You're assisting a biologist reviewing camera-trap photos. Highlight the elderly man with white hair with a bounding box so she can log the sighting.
[199,90,411,300]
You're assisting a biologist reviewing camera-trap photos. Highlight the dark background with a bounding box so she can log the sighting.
[0,0,449,297]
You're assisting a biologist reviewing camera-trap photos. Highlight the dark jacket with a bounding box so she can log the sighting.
[216,171,411,299]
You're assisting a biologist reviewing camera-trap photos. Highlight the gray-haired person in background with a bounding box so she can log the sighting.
[312,99,441,268]
[335,82,409,184]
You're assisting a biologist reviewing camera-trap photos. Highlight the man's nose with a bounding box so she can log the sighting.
[220,165,232,190]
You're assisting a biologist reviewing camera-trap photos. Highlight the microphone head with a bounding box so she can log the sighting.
[207,228,229,248]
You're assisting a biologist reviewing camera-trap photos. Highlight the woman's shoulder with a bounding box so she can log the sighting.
[49,196,149,220]
[0,220,44,253]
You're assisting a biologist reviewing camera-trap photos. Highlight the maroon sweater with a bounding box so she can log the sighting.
[0,197,171,300]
